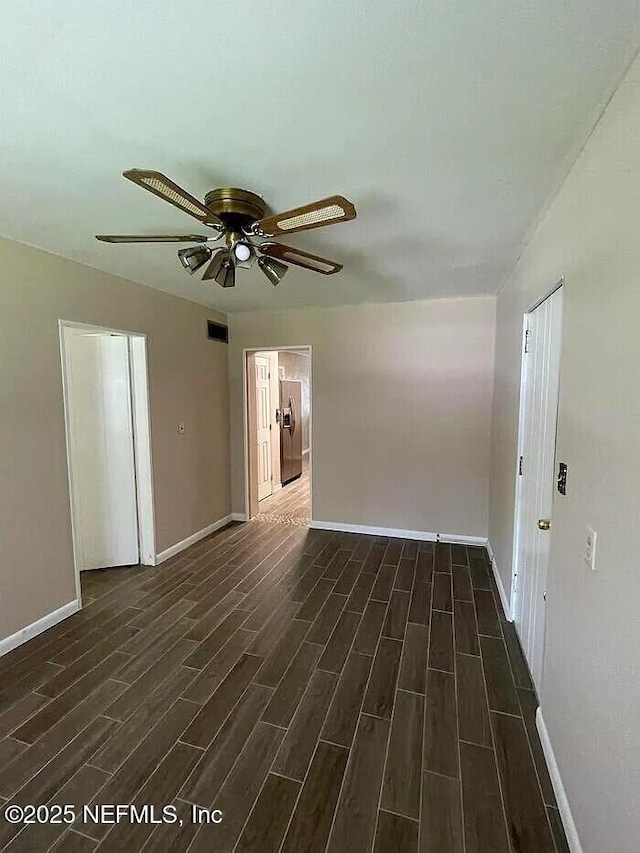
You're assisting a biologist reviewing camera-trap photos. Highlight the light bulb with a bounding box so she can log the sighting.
[234,242,251,262]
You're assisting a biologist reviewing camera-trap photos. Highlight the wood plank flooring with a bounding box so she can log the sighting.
[0,523,569,852]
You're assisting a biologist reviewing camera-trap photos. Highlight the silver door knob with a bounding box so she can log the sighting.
[537,519,551,531]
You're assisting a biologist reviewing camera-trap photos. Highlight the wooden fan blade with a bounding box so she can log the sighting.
[251,195,356,237]
[96,234,209,243]
[259,242,343,275]
[123,169,223,226]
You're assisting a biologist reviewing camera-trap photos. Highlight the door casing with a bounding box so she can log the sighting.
[254,354,273,501]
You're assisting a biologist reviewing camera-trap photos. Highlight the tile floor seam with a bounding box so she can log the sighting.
[474,558,515,852]
[78,692,201,842]
[451,558,468,853]
[274,725,338,852]
[490,708,524,719]
[503,682,562,849]
[417,551,434,853]
[423,768,462,783]
[273,579,370,851]
[240,584,349,852]
[374,551,418,846]
[1,702,124,802]
[379,805,420,823]
[322,570,397,852]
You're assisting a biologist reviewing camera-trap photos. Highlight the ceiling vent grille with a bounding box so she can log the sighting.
[207,320,229,343]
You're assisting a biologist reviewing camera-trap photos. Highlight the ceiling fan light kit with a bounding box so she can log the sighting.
[177,244,212,274]
[258,256,289,287]
[97,171,356,289]
[215,256,236,289]
[201,249,227,282]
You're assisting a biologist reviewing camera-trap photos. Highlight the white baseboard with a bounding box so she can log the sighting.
[0,599,81,658]
[486,539,513,621]
[231,512,247,522]
[154,514,234,564]
[310,520,487,546]
[536,708,583,853]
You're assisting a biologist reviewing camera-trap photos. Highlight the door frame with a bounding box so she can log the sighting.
[59,320,157,604]
[242,345,312,521]
[510,278,563,626]
[254,351,281,501]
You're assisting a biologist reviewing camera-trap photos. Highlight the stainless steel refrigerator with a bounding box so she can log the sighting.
[278,379,303,485]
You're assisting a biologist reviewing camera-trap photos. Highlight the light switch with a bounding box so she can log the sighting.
[557,462,567,495]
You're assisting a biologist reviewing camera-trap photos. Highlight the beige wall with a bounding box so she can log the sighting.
[0,238,230,642]
[229,297,496,537]
[489,54,640,852]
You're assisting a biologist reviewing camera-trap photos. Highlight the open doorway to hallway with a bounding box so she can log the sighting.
[244,346,311,525]
[59,321,156,601]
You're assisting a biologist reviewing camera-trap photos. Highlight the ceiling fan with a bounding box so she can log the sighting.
[96,170,357,288]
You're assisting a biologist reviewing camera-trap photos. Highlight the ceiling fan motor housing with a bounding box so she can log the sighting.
[204,188,267,230]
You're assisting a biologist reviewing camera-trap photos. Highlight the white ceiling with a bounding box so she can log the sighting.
[1,1,638,313]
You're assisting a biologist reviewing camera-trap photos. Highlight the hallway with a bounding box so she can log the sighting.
[0,521,568,852]
[255,461,310,525]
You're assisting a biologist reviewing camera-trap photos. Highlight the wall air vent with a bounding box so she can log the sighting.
[207,320,229,343]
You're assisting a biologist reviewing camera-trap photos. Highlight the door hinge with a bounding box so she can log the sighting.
[524,329,531,353]
[519,456,524,475]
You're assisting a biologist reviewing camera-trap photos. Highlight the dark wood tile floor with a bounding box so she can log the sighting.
[0,523,569,852]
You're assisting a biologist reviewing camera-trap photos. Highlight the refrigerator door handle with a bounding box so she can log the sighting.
[289,396,296,436]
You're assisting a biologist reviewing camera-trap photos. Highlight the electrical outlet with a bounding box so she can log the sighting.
[584,525,597,571]
[178,422,185,435]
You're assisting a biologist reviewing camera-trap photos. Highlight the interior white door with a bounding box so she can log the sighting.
[66,332,139,569]
[514,286,563,692]
[255,355,273,501]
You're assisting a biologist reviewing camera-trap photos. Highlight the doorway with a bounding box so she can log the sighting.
[244,347,311,524]
[512,283,563,693]
[59,321,156,599]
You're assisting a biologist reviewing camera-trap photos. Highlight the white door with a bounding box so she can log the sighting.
[255,355,273,501]
[66,332,139,569]
[513,286,563,692]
